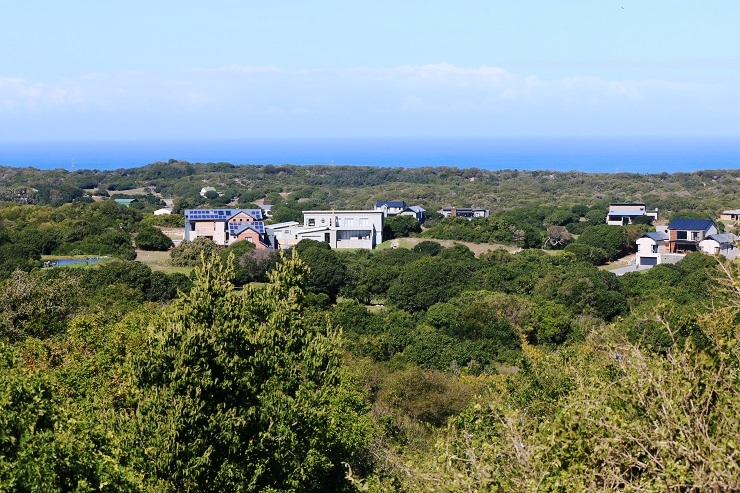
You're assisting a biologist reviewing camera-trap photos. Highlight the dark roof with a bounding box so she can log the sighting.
[704,233,736,244]
[642,231,668,241]
[376,201,406,208]
[667,218,715,231]
[184,209,263,221]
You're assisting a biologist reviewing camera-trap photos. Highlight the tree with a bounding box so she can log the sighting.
[295,240,347,302]
[383,215,421,240]
[133,252,371,492]
[135,225,174,251]
[169,237,220,267]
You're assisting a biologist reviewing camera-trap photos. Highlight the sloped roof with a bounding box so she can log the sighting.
[667,218,715,231]
[703,233,736,244]
[376,201,407,208]
[405,205,426,213]
[184,209,263,221]
[608,209,645,216]
[228,221,265,236]
[642,231,669,241]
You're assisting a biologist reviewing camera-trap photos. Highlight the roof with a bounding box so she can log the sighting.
[608,209,646,216]
[184,208,263,221]
[641,231,669,241]
[406,205,426,212]
[376,201,407,208]
[303,210,383,215]
[229,221,265,236]
[703,233,736,244]
[266,221,300,230]
[609,202,646,206]
[722,209,740,215]
[667,218,716,231]
[114,199,137,206]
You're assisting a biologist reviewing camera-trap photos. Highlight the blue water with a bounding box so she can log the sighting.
[1,137,739,173]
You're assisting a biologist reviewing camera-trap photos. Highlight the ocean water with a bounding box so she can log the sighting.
[0,137,739,173]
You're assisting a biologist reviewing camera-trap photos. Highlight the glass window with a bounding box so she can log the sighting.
[308,218,315,226]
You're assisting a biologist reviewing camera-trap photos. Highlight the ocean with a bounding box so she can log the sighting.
[0,137,739,173]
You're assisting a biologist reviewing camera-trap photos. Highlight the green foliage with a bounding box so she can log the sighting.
[412,240,443,256]
[169,237,220,267]
[0,269,82,341]
[573,224,629,261]
[135,225,174,251]
[133,252,371,492]
[295,240,347,302]
[383,215,421,240]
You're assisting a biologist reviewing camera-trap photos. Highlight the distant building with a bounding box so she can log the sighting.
[720,209,740,222]
[184,209,271,249]
[606,203,658,226]
[154,207,172,215]
[375,201,407,216]
[400,205,426,223]
[113,198,137,207]
[438,207,489,220]
[199,186,218,198]
[635,231,669,266]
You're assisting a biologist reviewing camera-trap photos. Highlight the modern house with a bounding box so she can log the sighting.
[605,203,658,226]
[184,209,271,249]
[399,205,426,223]
[375,201,408,217]
[720,209,740,223]
[438,207,490,220]
[666,218,718,253]
[267,211,384,250]
[635,231,670,266]
[375,201,426,223]
[699,233,737,257]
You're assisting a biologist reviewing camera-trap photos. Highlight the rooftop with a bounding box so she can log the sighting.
[667,218,716,231]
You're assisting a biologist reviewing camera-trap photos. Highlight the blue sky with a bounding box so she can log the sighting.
[1,1,739,140]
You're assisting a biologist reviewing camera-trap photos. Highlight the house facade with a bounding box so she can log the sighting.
[699,233,737,257]
[667,218,718,253]
[720,209,740,222]
[606,203,658,226]
[184,209,271,249]
[298,210,384,249]
[399,205,426,223]
[375,201,407,217]
[635,231,669,266]
[438,207,490,220]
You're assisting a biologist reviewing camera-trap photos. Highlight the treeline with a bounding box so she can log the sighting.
[2,162,739,219]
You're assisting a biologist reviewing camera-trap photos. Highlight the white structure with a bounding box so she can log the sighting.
[635,231,669,266]
[375,201,407,217]
[699,233,738,257]
[154,207,172,215]
[606,203,658,226]
[269,211,384,250]
[199,186,218,198]
[438,207,490,219]
[400,205,426,223]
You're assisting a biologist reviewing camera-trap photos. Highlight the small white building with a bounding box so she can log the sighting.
[438,207,489,220]
[299,210,384,249]
[720,209,740,222]
[154,208,172,215]
[635,231,669,266]
[699,233,737,257]
[606,203,658,226]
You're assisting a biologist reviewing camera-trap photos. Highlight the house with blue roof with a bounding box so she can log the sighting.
[667,218,718,254]
[375,201,408,217]
[184,209,272,249]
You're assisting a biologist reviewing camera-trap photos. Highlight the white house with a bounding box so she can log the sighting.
[635,231,669,266]
[699,233,737,257]
[606,203,658,226]
[154,207,172,215]
[438,207,490,219]
[375,201,407,217]
[269,211,383,250]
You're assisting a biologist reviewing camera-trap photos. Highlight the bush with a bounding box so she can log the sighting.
[135,226,173,251]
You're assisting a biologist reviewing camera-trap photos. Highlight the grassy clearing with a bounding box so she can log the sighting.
[135,250,192,275]
[378,236,521,255]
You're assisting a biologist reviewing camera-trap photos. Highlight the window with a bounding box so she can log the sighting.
[652,245,658,253]
[308,218,315,226]
[677,231,687,240]
[359,218,369,227]
[344,218,354,227]
[246,237,253,243]
[691,231,700,241]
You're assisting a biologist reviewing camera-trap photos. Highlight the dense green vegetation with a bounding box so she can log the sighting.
[1,162,739,491]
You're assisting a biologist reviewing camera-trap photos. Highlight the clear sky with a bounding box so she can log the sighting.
[1,1,739,141]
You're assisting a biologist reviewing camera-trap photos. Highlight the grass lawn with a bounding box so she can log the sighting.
[378,237,521,255]
[135,250,193,275]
